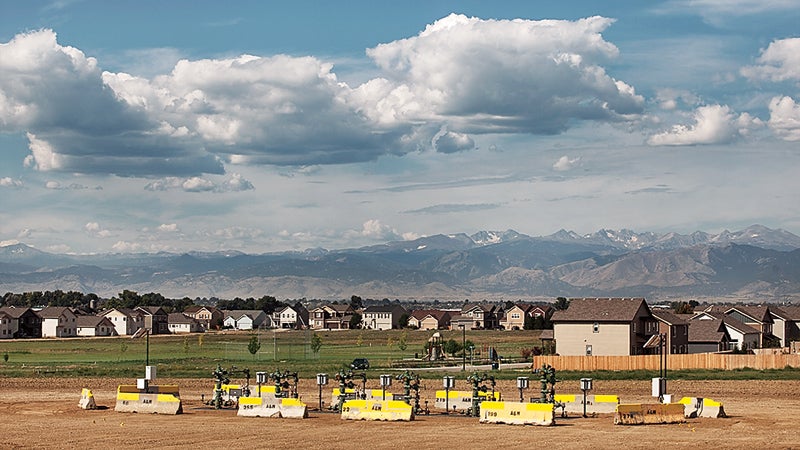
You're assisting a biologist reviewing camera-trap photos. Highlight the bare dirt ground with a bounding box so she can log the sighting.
[0,377,798,449]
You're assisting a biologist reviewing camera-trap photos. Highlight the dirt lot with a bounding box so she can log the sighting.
[0,377,798,449]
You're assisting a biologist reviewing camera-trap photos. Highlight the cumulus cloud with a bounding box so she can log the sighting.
[0,17,644,176]
[768,96,800,141]
[0,177,24,188]
[0,30,222,176]
[356,14,643,135]
[157,223,180,233]
[143,174,254,192]
[741,38,800,83]
[84,221,112,238]
[553,155,581,171]
[647,104,762,146]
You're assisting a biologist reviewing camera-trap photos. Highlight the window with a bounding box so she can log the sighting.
[511,313,520,319]
[593,322,599,333]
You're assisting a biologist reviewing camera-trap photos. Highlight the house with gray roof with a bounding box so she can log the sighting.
[550,297,659,356]
[691,311,759,351]
[686,319,732,353]
[769,306,800,347]
[651,310,689,354]
[0,306,41,338]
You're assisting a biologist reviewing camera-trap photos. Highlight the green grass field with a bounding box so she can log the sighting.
[1,329,798,380]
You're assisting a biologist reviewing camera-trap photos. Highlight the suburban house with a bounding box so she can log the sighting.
[168,313,204,333]
[183,305,224,330]
[135,306,170,334]
[651,310,689,354]
[408,309,452,330]
[273,304,309,329]
[449,314,474,330]
[101,308,145,336]
[76,315,117,337]
[0,306,42,338]
[690,311,759,351]
[550,297,659,356]
[725,306,779,347]
[362,305,408,330]
[38,306,78,338]
[223,310,271,330]
[499,303,552,330]
[769,306,800,347]
[686,319,733,353]
[0,311,13,339]
[309,304,355,330]
[460,303,499,330]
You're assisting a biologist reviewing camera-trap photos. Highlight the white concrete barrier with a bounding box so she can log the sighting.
[115,385,182,415]
[79,388,97,410]
[614,403,685,425]
[341,399,413,421]
[479,401,555,426]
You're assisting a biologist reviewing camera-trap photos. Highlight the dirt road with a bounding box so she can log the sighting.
[1,377,798,449]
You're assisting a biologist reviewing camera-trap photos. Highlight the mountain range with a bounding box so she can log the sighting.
[2,224,800,303]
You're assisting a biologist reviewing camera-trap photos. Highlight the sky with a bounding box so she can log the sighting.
[1,0,799,255]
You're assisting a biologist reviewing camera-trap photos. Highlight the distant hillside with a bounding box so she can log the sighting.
[1,225,799,302]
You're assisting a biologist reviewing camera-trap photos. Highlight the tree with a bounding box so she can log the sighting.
[310,333,323,355]
[554,297,570,311]
[523,314,535,330]
[398,313,410,328]
[444,338,463,357]
[349,312,362,329]
[349,295,364,310]
[247,335,261,358]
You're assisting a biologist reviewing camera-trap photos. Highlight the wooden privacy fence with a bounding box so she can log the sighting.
[531,353,800,371]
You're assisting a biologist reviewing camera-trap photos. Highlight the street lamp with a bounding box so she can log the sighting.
[458,324,466,371]
[316,373,328,411]
[443,376,456,414]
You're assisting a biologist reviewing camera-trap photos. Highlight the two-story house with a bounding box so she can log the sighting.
[460,303,499,330]
[651,310,689,354]
[769,306,800,347]
[725,306,778,347]
[183,305,224,330]
[0,311,13,339]
[499,303,552,330]
[0,306,42,338]
[135,306,170,334]
[273,304,309,329]
[101,308,145,336]
[550,297,659,356]
[363,305,408,330]
[38,306,78,338]
[309,304,355,330]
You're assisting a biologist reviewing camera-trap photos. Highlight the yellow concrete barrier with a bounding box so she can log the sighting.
[115,385,182,415]
[434,390,501,412]
[479,401,555,426]
[340,399,414,421]
[79,388,97,410]
[614,403,685,425]
[677,397,726,418]
[238,395,308,418]
[554,394,619,415]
